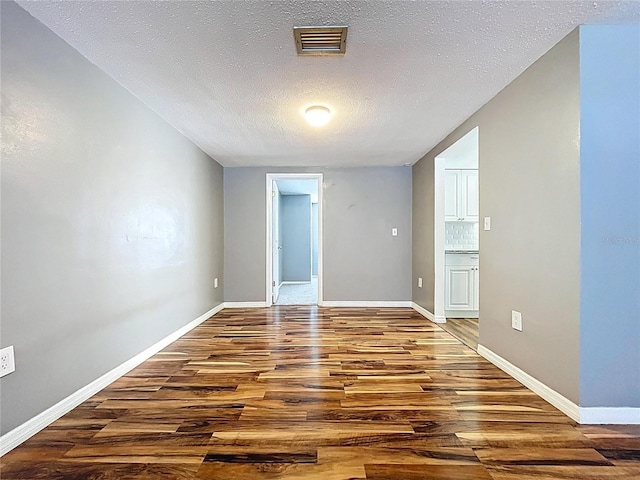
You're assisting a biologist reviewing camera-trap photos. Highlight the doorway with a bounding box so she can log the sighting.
[434,127,480,350]
[266,173,322,306]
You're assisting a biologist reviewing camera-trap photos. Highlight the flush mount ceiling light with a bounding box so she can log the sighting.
[304,105,331,127]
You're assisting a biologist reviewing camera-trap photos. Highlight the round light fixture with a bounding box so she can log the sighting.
[304,105,331,127]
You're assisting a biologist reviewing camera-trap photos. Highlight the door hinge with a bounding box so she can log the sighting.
[272,281,276,287]
[272,190,276,197]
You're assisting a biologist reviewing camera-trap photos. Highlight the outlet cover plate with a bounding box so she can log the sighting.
[1,345,16,377]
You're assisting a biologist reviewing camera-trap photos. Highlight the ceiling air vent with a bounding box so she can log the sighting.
[293,26,348,55]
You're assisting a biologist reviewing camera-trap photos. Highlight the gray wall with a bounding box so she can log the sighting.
[281,195,312,282]
[413,30,581,403]
[312,203,319,276]
[412,157,436,312]
[225,167,412,302]
[0,2,224,434]
[579,25,640,408]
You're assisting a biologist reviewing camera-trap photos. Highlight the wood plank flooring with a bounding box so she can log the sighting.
[441,318,479,351]
[2,306,639,479]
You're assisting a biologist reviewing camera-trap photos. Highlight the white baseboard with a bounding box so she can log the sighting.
[0,303,224,456]
[224,301,268,308]
[477,344,580,422]
[411,302,434,320]
[411,302,446,323]
[478,344,640,425]
[579,407,640,425]
[319,301,412,308]
[280,281,310,285]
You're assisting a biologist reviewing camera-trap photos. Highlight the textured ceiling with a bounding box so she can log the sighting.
[16,1,640,167]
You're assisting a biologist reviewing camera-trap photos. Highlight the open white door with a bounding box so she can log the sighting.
[271,180,281,304]
[266,173,323,307]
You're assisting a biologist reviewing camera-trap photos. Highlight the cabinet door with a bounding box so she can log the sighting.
[461,170,479,221]
[444,170,460,221]
[445,265,474,310]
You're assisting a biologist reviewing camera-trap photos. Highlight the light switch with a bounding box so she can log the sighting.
[512,310,523,331]
[484,217,491,231]
[418,277,423,288]
[391,228,398,236]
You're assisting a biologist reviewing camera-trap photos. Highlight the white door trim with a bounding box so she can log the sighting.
[266,173,323,307]
[434,155,447,324]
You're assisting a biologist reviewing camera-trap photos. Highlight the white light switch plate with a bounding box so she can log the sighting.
[511,310,523,331]
[391,228,398,236]
[484,217,491,231]
[418,277,423,288]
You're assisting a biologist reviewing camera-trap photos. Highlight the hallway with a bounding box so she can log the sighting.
[275,277,318,305]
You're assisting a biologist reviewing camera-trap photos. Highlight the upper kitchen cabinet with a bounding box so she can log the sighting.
[444,169,478,222]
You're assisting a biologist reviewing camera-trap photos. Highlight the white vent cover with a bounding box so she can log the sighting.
[293,26,348,55]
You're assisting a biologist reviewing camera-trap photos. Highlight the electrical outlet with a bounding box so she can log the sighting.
[511,310,523,332]
[418,277,423,288]
[214,278,219,288]
[0,346,16,378]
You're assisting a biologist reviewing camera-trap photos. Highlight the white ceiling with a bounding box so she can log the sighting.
[17,1,640,168]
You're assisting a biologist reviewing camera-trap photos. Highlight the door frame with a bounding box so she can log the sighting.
[434,126,479,324]
[265,173,323,307]
[271,180,282,303]
[434,155,447,323]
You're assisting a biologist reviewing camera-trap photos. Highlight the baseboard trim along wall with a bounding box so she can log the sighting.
[320,301,412,308]
[411,302,446,323]
[478,344,640,425]
[0,303,225,456]
[579,407,640,425]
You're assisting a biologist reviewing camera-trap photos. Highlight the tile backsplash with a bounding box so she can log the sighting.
[445,222,479,251]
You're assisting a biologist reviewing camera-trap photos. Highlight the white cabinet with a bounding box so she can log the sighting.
[445,253,479,318]
[445,265,475,310]
[444,169,478,222]
[444,170,460,221]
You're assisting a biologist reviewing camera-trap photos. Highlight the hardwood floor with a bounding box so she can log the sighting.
[2,306,639,479]
[440,318,479,351]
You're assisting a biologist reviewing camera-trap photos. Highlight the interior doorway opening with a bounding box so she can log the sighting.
[434,127,480,350]
[266,174,322,306]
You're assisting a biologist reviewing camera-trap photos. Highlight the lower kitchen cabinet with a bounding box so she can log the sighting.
[445,253,479,318]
